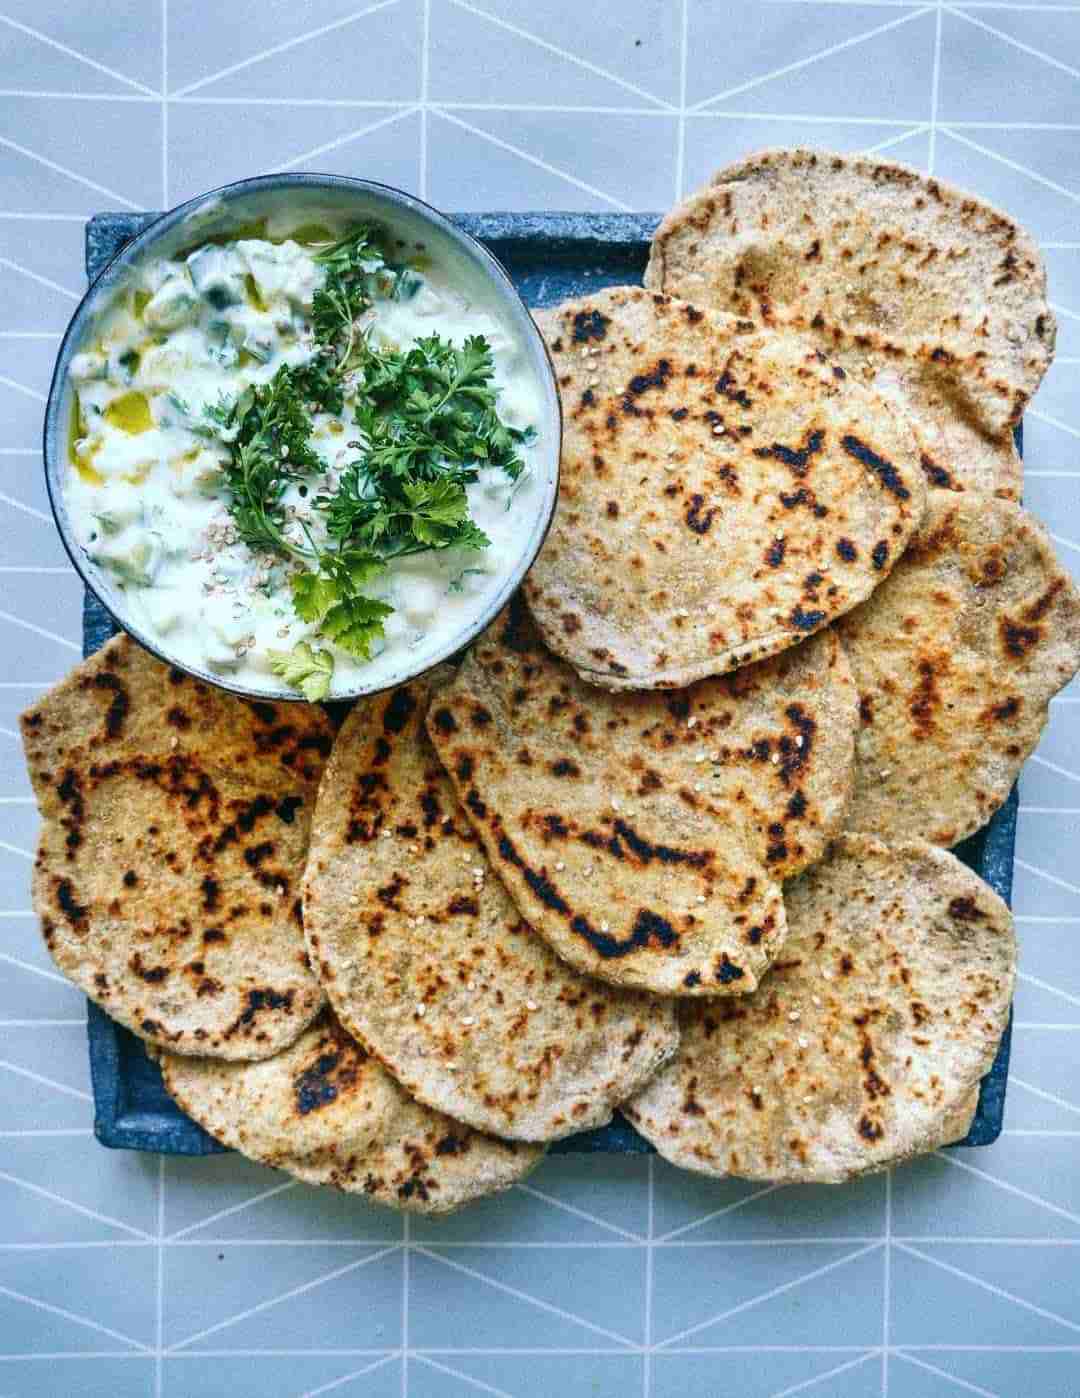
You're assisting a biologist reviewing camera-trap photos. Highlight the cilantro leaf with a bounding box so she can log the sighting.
[267,642,334,702]
[320,594,394,660]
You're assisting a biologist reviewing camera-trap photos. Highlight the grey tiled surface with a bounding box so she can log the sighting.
[1,2,1079,1395]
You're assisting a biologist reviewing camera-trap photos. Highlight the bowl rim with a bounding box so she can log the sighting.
[43,172,562,703]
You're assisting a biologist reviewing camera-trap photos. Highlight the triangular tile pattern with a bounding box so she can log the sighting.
[428,0,672,112]
[164,1243,403,1351]
[904,1348,1080,1398]
[940,6,1080,126]
[0,1,163,92]
[1,3,1080,1394]
[174,0,422,103]
[652,1243,884,1348]
[651,1349,879,1398]
[409,1243,646,1349]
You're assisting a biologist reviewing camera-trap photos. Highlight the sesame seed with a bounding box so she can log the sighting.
[822,969,834,981]
[525,1000,539,1011]
[712,424,723,436]
[795,736,804,748]
[472,866,484,877]
[416,1003,425,1017]
[555,861,565,872]
[687,716,698,729]
[611,798,621,811]
[600,920,610,933]
[771,753,781,765]
[803,1093,813,1103]
[349,895,359,907]
[811,995,821,1006]
[583,864,594,877]
[461,1016,475,1027]
[664,460,676,471]
[446,1063,457,1072]
[798,1036,809,1048]
[693,781,704,792]
[694,753,707,764]
[775,531,785,541]
[697,895,706,904]
[788,1010,800,1022]
[169,735,179,750]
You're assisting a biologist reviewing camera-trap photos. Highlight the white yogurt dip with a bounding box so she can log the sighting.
[64,222,544,699]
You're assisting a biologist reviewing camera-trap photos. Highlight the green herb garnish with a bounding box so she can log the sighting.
[204,225,532,697]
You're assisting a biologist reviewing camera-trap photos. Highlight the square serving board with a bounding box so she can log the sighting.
[81,210,1015,1156]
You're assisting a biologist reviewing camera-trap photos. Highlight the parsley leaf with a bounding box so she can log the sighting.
[267,642,334,702]
[320,594,394,660]
[290,571,339,624]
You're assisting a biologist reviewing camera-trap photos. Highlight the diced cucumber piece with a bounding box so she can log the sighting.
[187,245,246,309]
[91,533,160,588]
[143,274,199,331]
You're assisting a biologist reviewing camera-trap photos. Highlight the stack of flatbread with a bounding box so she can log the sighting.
[22,149,1080,1206]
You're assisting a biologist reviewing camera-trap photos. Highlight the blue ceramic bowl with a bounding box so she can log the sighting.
[42,173,562,701]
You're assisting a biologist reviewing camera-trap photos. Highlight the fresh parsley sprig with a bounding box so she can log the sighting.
[206,225,533,700]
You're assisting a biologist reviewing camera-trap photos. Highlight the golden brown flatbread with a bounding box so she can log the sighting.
[21,635,331,1059]
[426,603,857,996]
[158,1009,543,1213]
[527,287,926,689]
[646,147,1055,499]
[836,494,1080,846]
[624,834,1016,1183]
[302,670,678,1141]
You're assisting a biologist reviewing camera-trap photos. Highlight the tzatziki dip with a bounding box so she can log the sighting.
[64,220,543,699]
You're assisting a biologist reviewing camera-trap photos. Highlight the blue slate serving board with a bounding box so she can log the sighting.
[81,210,1015,1157]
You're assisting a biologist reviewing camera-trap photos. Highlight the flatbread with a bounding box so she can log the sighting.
[158,1009,543,1214]
[302,671,679,1141]
[426,603,858,996]
[836,495,1080,846]
[645,147,1056,499]
[526,287,926,689]
[21,635,332,1059]
[624,834,1016,1183]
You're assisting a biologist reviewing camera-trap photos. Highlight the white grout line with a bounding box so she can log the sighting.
[0,1059,91,1101]
[861,123,930,157]
[935,1151,1080,1228]
[401,1214,409,1398]
[299,1352,401,1398]
[1029,753,1080,785]
[166,1245,401,1352]
[946,1,1080,80]
[0,1168,153,1239]
[514,1182,645,1242]
[882,1170,892,1397]
[893,1350,1001,1398]
[0,1283,152,1351]
[655,1182,783,1242]
[414,1244,638,1348]
[413,1353,515,1397]
[277,107,420,172]
[770,1352,880,1398]
[1009,1076,1080,1118]
[655,1244,882,1350]
[674,0,688,202]
[0,953,70,986]
[0,12,159,95]
[161,0,168,208]
[165,1179,297,1240]
[420,0,431,201]
[169,0,402,98]
[429,108,635,210]
[0,610,80,652]
[941,128,1080,207]
[0,492,51,522]
[446,0,676,111]
[1014,857,1080,897]
[929,0,943,173]
[691,7,932,111]
[1018,973,1080,1009]
[155,1155,164,1398]
[0,133,141,209]
[896,1241,1080,1336]
[0,373,46,402]
[643,1154,654,1398]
